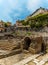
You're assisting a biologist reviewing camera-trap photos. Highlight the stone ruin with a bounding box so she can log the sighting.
[21,36,47,54]
[0,34,47,58]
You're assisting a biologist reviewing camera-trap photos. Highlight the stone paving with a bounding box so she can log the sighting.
[33,57,48,65]
[14,53,48,65]
[14,54,41,65]
[0,53,31,65]
[27,53,48,65]
[0,53,48,65]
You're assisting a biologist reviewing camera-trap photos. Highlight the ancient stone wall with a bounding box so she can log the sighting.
[0,39,21,51]
[21,36,47,54]
[0,35,47,54]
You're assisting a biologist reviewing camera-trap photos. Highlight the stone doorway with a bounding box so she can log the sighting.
[41,43,46,53]
[23,37,31,50]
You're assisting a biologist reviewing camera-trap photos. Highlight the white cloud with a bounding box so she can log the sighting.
[27,0,41,12]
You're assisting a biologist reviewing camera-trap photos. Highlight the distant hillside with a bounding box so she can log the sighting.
[24,13,48,29]
[16,7,48,30]
[21,7,48,29]
[28,7,48,17]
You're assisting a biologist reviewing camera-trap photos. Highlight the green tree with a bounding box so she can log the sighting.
[30,22,35,28]
[4,23,8,27]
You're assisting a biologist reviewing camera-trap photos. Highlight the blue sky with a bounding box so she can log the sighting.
[0,0,48,24]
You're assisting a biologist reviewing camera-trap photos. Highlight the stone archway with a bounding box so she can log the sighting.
[23,37,31,50]
[41,43,46,53]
